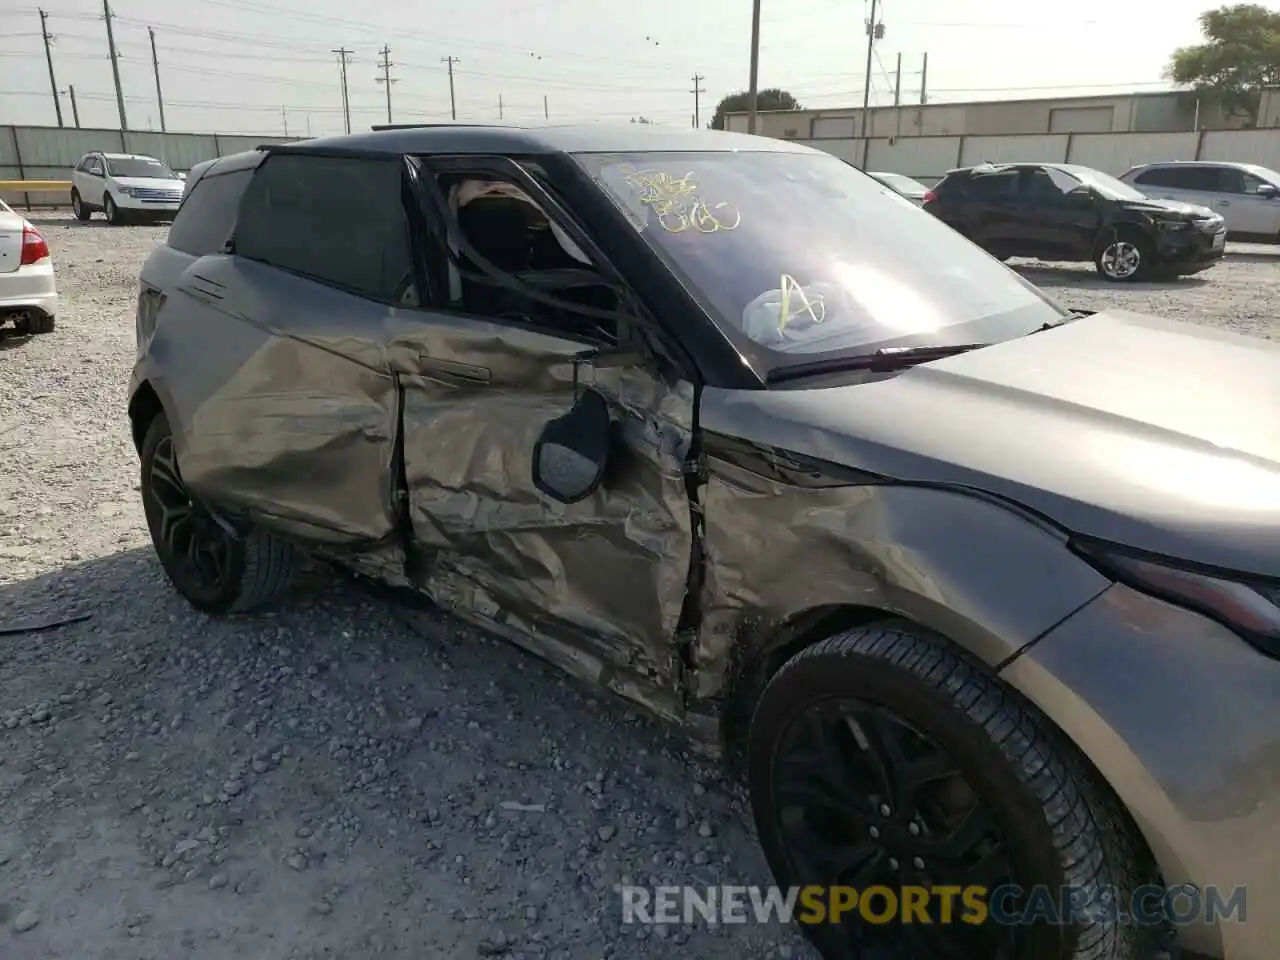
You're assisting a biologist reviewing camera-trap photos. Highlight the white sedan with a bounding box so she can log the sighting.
[0,199,57,335]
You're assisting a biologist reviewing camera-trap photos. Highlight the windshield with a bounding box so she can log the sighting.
[575,150,1065,368]
[1067,166,1147,201]
[105,157,177,179]
[1246,165,1280,185]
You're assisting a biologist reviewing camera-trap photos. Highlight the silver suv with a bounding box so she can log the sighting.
[1119,160,1280,243]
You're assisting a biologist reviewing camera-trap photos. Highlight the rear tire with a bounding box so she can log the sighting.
[748,621,1164,960]
[27,313,55,334]
[71,189,91,221]
[140,411,299,614]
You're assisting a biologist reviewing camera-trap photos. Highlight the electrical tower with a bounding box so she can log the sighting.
[441,56,460,121]
[375,44,398,125]
[332,47,353,134]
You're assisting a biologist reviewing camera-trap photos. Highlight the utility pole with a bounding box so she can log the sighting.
[498,93,503,120]
[441,56,459,120]
[858,0,880,169]
[64,86,80,127]
[39,9,64,127]
[920,52,928,105]
[690,73,705,128]
[103,0,128,130]
[375,44,397,125]
[281,106,288,136]
[332,47,352,133]
[148,26,166,132]
[543,94,548,120]
[746,0,761,133]
[893,51,902,138]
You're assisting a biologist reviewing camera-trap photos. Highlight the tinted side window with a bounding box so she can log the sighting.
[233,154,415,305]
[968,172,1018,199]
[1166,167,1221,191]
[167,169,254,256]
[1133,168,1177,187]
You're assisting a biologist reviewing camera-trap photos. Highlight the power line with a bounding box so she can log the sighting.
[375,43,397,124]
[332,46,352,133]
[441,55,459,121]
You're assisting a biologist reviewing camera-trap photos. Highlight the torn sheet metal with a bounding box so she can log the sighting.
[391,315,694,698]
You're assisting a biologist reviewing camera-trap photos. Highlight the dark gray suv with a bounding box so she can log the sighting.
[130,124,1278,960]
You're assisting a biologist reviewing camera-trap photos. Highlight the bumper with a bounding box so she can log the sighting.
[1000,584,1280,960]
[1155,226,1227,273]
[115,195,182,215]
[0,261,58,319]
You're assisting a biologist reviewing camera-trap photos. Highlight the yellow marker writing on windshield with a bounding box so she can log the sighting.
[778,274,825,331]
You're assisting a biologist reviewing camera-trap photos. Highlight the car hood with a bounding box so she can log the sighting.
[702,309,1280,577]
[112,176,184,190]
[1118,195,1217,219]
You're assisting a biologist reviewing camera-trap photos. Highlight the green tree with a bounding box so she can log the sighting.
[1167,3,1280,126]
[710,88,802,130]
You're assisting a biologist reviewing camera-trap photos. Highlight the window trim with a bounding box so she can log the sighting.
[229,151,418,308]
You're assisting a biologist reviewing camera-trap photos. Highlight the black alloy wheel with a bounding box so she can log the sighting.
[142,424,236,609]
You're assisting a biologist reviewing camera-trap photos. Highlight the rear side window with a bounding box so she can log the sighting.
[232,153,414,305]
[1156,166,1222,191]
[167,168,255,256]
[967,171,1019,199]
[1133,167,1178,188]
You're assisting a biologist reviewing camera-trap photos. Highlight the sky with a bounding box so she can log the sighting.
[0,0,1227,138]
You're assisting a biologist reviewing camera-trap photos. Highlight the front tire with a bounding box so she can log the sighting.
[140,411,299,614]
[103,194,124,226]
[748,621,1160,960]
[1094,230,1151,282]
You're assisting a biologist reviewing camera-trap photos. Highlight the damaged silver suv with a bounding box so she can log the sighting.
[130,125,1279,960]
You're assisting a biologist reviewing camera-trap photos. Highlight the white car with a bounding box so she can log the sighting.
[0,199,57,335]
[1119,160,1280,243]
[867,170,930,204]
[70,152,187,225]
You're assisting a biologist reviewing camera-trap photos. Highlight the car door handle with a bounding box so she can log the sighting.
[418,354,491,384]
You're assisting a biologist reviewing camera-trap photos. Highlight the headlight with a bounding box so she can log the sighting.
[117,186,135,197]
[1072,539,1280,658]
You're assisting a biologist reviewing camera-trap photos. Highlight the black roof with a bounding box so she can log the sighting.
[268,122,817,157]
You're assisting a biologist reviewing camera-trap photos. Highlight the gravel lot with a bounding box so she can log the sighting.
[2,214,1278,960]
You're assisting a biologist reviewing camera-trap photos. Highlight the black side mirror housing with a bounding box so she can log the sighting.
[532,387,611,504]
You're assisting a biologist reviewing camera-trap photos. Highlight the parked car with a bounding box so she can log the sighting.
[923,160,1226,280]
[0,198,56,334]
[130,125,1277,960]
[866,170,930,204]
[70,151,186,225]
[1119,160,1280,243]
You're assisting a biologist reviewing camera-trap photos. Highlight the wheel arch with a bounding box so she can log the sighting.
[128,379,165,455]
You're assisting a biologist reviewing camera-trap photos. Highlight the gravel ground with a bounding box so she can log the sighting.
[1,214,1278,960]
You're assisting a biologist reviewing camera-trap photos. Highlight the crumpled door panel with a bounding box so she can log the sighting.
[153,256,400,545]
[392,317,695,689]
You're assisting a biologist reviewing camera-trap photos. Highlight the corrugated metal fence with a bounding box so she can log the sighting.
[794,128,1280,184]
[1,124,303,208]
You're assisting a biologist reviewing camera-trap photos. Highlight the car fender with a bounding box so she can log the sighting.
[693,438,1113,709]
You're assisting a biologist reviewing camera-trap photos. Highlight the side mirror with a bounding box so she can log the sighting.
[178,172,188,181]
[532,388,611,504]
[1257,183,1278,199]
